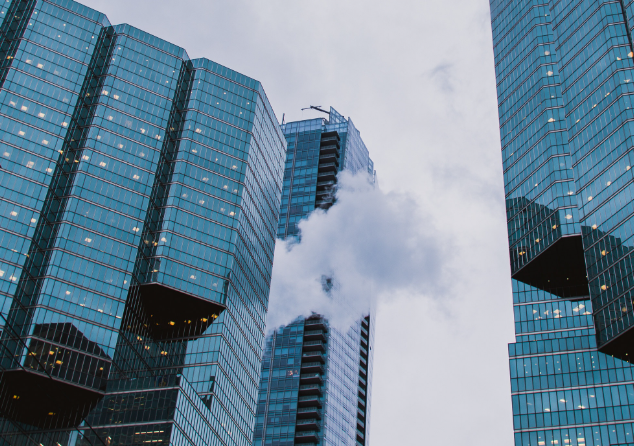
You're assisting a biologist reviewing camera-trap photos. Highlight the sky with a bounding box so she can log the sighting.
[77,0,516,443]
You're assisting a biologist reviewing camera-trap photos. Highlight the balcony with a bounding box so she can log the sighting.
[303,330,326,341]
[360,345,368,358]
[359,365,367,378]
[304,318,327,331]
[297,406,321,419]
[298,395,322,407]
[317,171,336,181]
[315,197,335,209]
[296,418,319,430]
[302,340,325,352]
[320,132,340,146]
[301,362,323,373]
[300,373,323,384]
[357,428,365,441]
[318,162,338,172]
[302,352,325,363]
[316,180,336,190]
[299,384,322,396]
[319,153,339,164]
[358,397,366,408]
[295,430,319,443]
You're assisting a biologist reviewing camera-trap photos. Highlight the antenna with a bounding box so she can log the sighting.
[281,113,285,125]
[301,105,330,115]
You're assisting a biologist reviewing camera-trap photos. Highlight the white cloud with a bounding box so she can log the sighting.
[267,171,448,331]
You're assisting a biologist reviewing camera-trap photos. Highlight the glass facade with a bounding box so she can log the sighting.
[0,1,286,445]
[253,108,375,446]
[490,0,634,444]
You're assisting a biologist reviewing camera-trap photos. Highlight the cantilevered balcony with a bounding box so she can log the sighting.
[297,406,321,419]
[304,318,327,331]
[296,418,320,430]
[302,352,325,363]
[300,373,323,384]
[303,330,326,342]
[298,384,322,396]
[295,430,319,443]
[302,340,325,352]
[298,395,322,407]
[301,362,323,373]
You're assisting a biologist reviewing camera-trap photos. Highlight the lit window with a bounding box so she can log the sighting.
[587,196,592,201]
[133,175,140,180]
[565,214,572,219]
[132,227,140,232]
[0,271,4,277]
[202,177,209,182]
[10,211,17,216]
[65,291,71,295]
[30,218,36,223]
[46,168,53,173]
[42,139,48,145]
[99,161,106,167]
[107,116,113,121]
[82,155,89,161]
[190,275,196,279]
[102,90,108,95]
[26,161,34,168]
[18,130,25,136]
[113,94,119,100]
[20,105,28,111]
[547,71,553,76]
[85,238,92,243]
[62,122,68,127]
[38,112,45,118]
[36,63,43,69]
[195,128,201,133]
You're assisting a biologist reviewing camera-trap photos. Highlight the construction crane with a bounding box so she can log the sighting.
[301,105,330,115]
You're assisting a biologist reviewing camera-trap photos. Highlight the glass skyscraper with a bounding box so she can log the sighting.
[491,1,634,445]
[252,108,375,446]
[0,1,286,445]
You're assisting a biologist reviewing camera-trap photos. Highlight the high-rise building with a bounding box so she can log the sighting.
[253,107,375,446]
[490,1,634,445]
[0,1,286,445]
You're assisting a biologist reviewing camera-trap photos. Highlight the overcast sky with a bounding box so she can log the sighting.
[77,0,516,443]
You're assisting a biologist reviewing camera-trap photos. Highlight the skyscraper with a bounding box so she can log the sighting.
[253,107,375,446]
[490,1,634,445]
[0,1,286,445]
